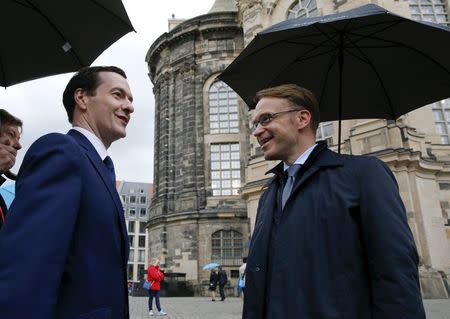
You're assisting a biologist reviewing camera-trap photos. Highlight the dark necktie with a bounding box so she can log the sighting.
[103,156,116,184]
[281,164,301,209]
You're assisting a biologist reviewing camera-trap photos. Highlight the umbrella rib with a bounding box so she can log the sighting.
[20,0,84,66]
[268,36,340,86]
[0,55,6,87]
[341,32,397,118]
[317,51,340,116]
[360,33,450,79]
[90,0,135,31]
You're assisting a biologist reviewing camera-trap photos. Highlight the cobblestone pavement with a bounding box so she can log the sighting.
[130,297,450,319]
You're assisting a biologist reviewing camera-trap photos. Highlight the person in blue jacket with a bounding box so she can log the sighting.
[0,66,134,319]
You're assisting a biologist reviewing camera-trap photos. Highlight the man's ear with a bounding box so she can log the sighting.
[295,109,312,130]
[74,88,88,111]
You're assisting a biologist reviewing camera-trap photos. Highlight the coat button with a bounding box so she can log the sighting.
[255,267,260,272]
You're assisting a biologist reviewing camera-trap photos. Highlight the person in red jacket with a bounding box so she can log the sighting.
[146,258,167,316]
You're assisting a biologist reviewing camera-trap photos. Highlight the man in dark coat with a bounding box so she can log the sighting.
[0,109,22,230]
[243,84,425,319]
[218,266,228,301]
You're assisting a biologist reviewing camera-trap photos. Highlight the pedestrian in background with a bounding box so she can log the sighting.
[218,266,228,301]
[147,258,167,316]
[238,257,247,298]
[208,268,219,301]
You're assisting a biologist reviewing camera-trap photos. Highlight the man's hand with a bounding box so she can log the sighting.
[0,143,17,174]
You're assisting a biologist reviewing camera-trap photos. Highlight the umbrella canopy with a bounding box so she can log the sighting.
[202,262,220,270]
[0,182,15,208]
[0,0,134,87]
[219,4,450,151]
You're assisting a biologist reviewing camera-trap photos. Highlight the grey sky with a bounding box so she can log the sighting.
[0,0,214,183]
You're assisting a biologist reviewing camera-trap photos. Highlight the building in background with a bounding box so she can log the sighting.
[117,181,153,284]
[147,0,450,298]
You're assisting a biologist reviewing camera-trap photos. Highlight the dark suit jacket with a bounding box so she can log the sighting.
[0,175,8,230]
[0,130,130,319]
[243,142,425,319]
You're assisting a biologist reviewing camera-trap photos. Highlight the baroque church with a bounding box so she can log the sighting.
[146,0,450,298]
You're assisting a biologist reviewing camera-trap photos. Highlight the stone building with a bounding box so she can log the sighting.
[147,0,450,298]
[146,0,249,295]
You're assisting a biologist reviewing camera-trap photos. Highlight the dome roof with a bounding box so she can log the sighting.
[208,0,238,13]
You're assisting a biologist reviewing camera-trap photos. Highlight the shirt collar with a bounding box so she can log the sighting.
[72,126,108,160]
[283,143,318,171]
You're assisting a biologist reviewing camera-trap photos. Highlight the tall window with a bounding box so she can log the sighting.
[211,230,243,266]
[138,235,146,248]
[137,264,146,280]
[129,249,134,262]
[127,264,133,280]
[287,0,318,19]
[409,0,449,25]
[316,122,334,146]
[432,100,450,143]
[409,0,450,139]
[209,81,239,134]
[210,143,241,196]
[139,222,146,234]
[128,221,135,233]
[138,250,145,263]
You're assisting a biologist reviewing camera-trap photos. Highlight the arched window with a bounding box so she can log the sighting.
[209,81,239,134]
[211,229,243,266]
[287,0,318,20]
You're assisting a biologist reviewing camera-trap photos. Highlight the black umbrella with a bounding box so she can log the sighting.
[0,0,134,87]
[219,4,450,152]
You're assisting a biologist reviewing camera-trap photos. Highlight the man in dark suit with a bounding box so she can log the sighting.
[0,109,22,230]
[0,66,134,319]
[243,84,425,319]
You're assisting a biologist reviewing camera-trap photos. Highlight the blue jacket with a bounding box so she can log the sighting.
[243,142,425,319]
[0,130,130,319]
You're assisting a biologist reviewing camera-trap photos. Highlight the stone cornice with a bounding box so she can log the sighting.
[146,11,240,64]
[146,208,248,227]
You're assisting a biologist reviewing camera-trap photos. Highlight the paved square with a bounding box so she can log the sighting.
[130,297,450,319]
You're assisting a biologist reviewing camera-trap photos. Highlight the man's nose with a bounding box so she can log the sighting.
[124,99,134,114]
[13,139,22,150]
[252,123,264,137]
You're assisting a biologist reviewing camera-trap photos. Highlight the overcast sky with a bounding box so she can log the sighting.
[0,0,215,184]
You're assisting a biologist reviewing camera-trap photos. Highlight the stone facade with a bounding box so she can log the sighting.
[146,2,249,295]
[238,0,450,299]
[147,0,450,298]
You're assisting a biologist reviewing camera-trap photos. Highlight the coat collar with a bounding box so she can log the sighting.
[67,129,129,265]
[265,141,345,199]
[266,141,343,178]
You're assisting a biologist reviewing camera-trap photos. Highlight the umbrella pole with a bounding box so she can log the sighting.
[337,33,344,154]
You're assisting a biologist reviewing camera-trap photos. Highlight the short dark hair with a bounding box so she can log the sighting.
[62,66,127,123]
[243,257,247,263]
[0,109,23,135]
[254,84,320,132]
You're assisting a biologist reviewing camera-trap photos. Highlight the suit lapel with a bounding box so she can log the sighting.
[68,130,130,265]
[290,144,344,199]
[267,142,344,209]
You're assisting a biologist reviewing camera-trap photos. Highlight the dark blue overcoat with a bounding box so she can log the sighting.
[243,142,425,319]
[0,130,130,319]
